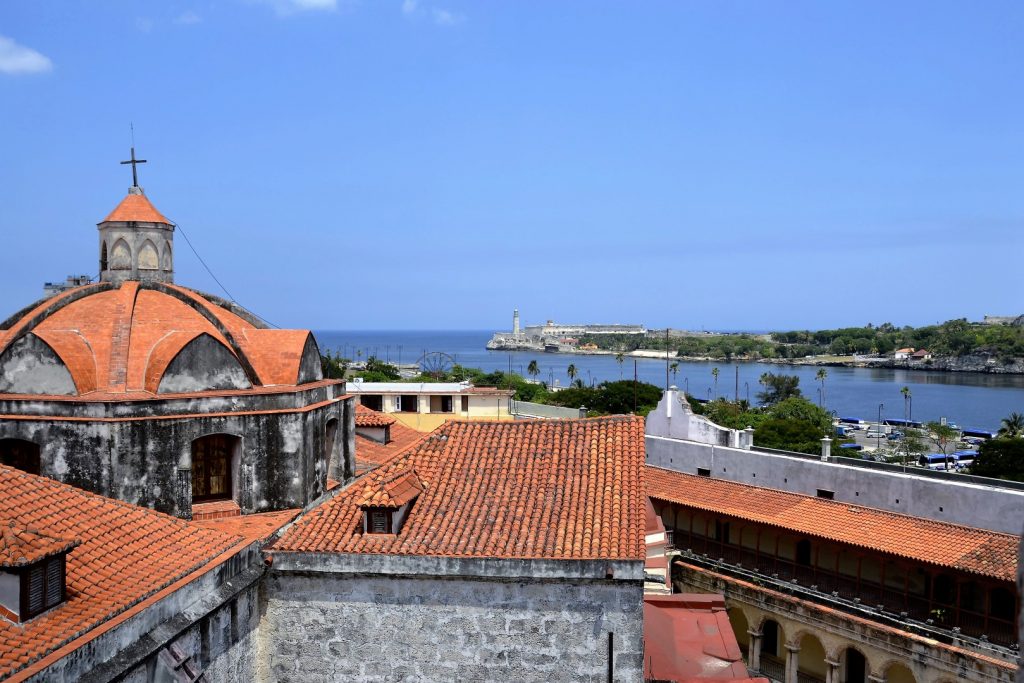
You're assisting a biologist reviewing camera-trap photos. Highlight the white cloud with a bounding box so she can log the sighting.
[431,7,464,26]
[175,10,203,25]
[255,0,337,15]
[401,0,418,15]
[0,36,52,75]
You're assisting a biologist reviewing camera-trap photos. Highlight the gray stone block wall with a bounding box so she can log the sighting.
[258,572,644,682]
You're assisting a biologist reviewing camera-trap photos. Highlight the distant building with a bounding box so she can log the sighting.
[42,274,92,298]
[894,347,915,360]
[345,380,514,431]
[911,348,932,360]
[983,315,1024,326]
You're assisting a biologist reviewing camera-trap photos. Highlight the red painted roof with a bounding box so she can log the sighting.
[644,594,766,683]
[0,465,243,680]
[646,466,1019,582]
[101,192,171,224]
[355,404,397,427]
[193,509,300,544]
[0,521,79,567]
[0,281,325,398]
[273,416,647,560]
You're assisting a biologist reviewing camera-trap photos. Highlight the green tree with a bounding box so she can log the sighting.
[815,369,828,408]
[925,421,959,471]
[757,373,802,406]
[567,364,578,384]
[357,356,401,382]
[527,360,540,381]
[997,412,1024,438]
[670,361,679,383]
[615,353,625,379]
[754,418,825,455]
[711,367,719,399]
[901,427,927,465]
[969,438,1024,482]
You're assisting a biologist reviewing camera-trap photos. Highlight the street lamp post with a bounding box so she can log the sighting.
[877,402,885,452]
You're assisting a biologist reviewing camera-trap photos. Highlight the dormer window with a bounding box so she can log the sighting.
[357,467,425,536]
[0,522,79,623]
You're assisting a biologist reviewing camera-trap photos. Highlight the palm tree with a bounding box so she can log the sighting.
[998,412,1024,438]
[567,364,578,384]
[615,353,625,380]
[670,361,679,384]
[527,360,540,381]
[711,367,719,399]
[816,369,828,408]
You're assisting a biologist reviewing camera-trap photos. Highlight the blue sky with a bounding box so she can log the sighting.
[1,1,1021,331]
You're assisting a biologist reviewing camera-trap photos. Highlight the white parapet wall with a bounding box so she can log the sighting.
[645,389,1024,535]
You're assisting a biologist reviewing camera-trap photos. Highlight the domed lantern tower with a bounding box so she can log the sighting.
[97,147,175,284]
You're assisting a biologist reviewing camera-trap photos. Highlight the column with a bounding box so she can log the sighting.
[747,630,763,671]
[784,644,800,683]
[824,659,840,683]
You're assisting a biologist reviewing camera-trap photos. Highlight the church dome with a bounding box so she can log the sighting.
[0,281,324,398]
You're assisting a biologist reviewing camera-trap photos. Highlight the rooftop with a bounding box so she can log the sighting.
[646,466,1019,582]
[0,465,244,680]
[101,191,171,224]
[354,404,397,427]
[273,416,646,560]
[0,281,327,398]
[0,522,79,567]
[354,411,430,475]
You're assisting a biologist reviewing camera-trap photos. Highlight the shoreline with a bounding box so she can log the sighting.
[485,345,1024,375]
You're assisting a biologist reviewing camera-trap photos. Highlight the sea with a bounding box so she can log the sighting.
[315,330,1024,433]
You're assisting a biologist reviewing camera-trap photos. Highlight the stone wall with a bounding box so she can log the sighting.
[259,561,644,682]
[0,386,355,517]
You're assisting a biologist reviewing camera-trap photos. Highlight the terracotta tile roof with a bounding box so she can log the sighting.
[192,509,300,545]
[272,416,647,560]
[0,281,325,398]
[355,465,425,507]
[646,466,1019,582]
[355,404,397,427]
[0,465,243,679]
[0,522,79,567]
[101,192,171,224]
[354,419,427,475]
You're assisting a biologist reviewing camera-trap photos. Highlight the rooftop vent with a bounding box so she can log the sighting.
[0,521,79,622]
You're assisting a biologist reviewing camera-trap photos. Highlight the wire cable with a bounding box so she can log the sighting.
[168,217,280,329]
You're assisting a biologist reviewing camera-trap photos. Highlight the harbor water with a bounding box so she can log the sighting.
[316,330,1024,433]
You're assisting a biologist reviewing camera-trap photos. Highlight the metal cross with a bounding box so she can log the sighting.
[120,147,147,187]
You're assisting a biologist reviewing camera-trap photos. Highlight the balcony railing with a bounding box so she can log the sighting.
[673,550,1018,655]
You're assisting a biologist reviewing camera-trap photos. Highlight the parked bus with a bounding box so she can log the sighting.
[918,453,961,471]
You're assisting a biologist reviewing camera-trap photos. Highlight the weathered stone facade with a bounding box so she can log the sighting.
[259,555,645,682]
[0,384,354,517]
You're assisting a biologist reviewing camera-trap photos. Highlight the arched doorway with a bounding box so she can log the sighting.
[759,619,786,681]
[727,607,750,659]
[797,633,828,683]
[325,417,339,479]
[884,662,916,683]
[191,434,240,503]
[0,438,40,474]
[839,647,867,683]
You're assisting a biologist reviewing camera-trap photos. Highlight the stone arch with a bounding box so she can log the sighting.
[726,606,751,657]
[0,438,41,475]
[161,241,172,271]
[138,239,159,270]
[325,416,339,480]
[190,433,242,506]
[100,240,108,272]
[156,333,252,394]
[758,617,785,660]
[110,238,132,270]
[794,631,828,682]
[0,333,77,396]
[834,645,870,683]
[881,661,916,683]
